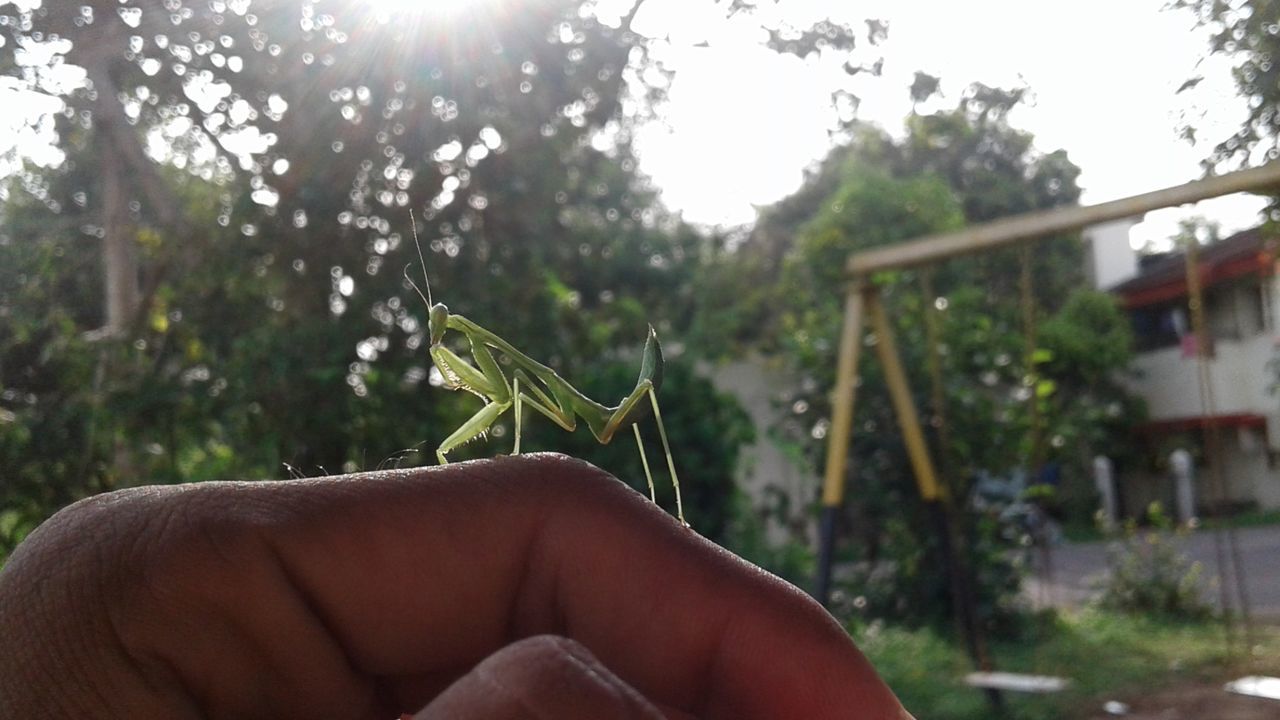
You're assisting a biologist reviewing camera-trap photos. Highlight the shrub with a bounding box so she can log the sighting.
[1094,503,1211,619]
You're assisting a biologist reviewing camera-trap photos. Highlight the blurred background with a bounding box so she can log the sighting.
[3,0,1280,717]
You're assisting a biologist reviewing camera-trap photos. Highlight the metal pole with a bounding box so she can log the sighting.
[866,288,1000,708]
[815,284,867,605]
[848,163,1280,275]
[1184,242,1254,650]
[866,290,943,502]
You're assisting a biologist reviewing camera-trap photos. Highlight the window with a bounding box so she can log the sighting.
[1131,302,1188,351]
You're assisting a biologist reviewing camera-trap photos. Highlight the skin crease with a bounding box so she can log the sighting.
[0,453,913,719]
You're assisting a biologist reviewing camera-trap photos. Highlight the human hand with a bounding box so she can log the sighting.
[0,453,909,719]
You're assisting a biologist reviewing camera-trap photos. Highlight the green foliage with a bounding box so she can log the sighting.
[790,168,964,289]
[1035,290,1147,516]
[863,610,1269,720]
[895,84,1080,222]
[855,623,989,720]
[1094,504,1212,620]
[1038,291,1133,383]
[778,168,963,386]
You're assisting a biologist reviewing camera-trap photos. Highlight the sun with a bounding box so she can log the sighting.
[361,0,491,21]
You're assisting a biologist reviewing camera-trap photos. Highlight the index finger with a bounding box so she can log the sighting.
[273,454,905,718]
[11,453,908,719]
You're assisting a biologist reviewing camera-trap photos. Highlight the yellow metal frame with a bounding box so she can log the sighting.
[819,162,1280,515]
[816,163,1280,661]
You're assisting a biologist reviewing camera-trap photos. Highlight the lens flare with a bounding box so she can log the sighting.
[361,0,490,20]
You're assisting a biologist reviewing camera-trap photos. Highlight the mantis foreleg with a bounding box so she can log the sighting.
[437,399,509,464]
[431,343,507,400]
[513,375,521,455]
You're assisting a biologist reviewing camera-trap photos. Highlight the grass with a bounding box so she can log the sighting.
[1201,508,1280,531]
[1062,507,1280,544]
[856,609,1280,720]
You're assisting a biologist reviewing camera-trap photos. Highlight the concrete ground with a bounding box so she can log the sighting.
[1024,523,1280,622]
[1080,680,1280,720]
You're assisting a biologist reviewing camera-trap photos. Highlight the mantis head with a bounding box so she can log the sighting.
[428,303,450,345]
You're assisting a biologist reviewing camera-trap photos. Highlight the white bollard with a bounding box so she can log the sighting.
[1170,448,1197,526]
[1093,455,1117,531]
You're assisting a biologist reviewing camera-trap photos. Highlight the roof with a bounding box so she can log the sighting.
[1136,413,1267,435]
[1112,226,1275,309]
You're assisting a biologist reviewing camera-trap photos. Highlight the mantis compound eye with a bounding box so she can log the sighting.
[428,303,449,345]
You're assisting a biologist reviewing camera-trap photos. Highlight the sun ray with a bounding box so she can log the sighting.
[360,0,495,22]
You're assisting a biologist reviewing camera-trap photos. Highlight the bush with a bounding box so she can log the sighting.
[1094,503,1211,620]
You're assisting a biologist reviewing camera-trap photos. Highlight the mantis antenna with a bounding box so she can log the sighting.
[404,209,433,309]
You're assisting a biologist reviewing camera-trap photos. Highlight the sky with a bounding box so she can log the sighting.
[629,0,1268,250]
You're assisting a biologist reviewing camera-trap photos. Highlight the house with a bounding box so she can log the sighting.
[1089,220,1280,516]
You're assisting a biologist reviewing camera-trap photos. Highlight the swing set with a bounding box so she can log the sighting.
[814,162,1280,704]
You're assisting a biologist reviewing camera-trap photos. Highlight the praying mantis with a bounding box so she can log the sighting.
[404,215,687,526]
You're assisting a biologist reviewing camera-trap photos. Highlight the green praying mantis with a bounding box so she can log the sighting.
[404,214,687,526]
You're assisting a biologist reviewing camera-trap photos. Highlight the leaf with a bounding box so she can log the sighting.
[1176,76,1204,94]
[149,309,169,334]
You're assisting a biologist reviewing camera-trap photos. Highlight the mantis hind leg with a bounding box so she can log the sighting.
[597,381,687,527]
[646,388,686,527]
[510,368,578,458]
[632,424,657,502]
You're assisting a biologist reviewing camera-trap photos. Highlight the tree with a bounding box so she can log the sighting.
[3,0,882,331]
[694,82,1085,356]
[2,0,882,556]
[692,81,1143,628]
[1171,0,1280,169]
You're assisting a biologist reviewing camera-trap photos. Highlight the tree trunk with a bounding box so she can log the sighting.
[98,127,140,336]
[84,54,179,337]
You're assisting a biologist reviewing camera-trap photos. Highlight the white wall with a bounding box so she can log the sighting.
[705,354,817,543]
[1125,332,1275,420]
[1084,217,1141,290]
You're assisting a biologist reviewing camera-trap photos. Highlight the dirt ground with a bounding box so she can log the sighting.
[1081,680,1280,720]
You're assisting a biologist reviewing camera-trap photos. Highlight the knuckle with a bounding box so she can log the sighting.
[125,486,270,606]
[505,452,647,512]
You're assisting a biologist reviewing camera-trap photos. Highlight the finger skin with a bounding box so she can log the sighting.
[414,634,663,720]
[0,453,909,719]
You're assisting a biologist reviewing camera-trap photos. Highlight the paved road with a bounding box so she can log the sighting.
[1024,524,1280,621]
